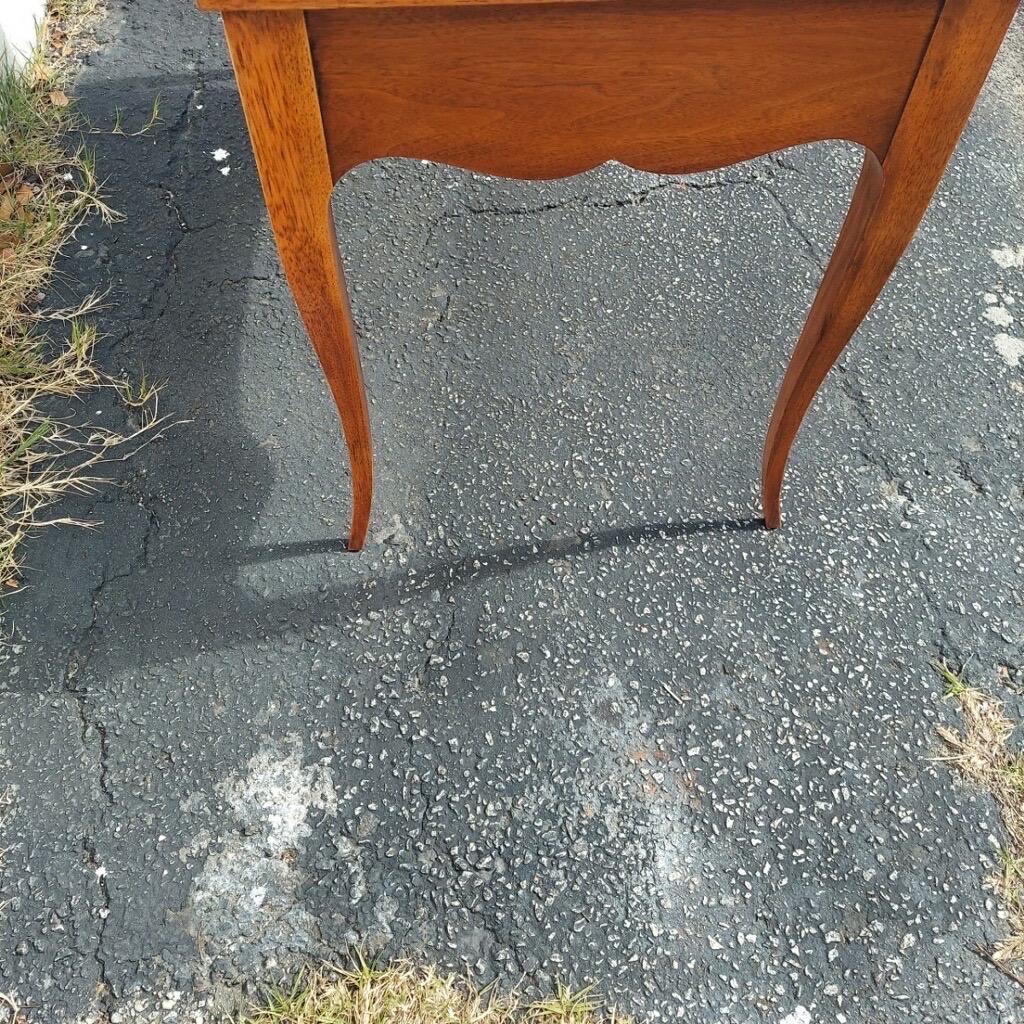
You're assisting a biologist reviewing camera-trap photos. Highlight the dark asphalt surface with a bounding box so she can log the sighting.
[1,2,1023,1021]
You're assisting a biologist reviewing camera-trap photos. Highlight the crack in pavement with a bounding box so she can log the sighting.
[108,29,221,361]
[418,608,457,689]
[757,182,825,271]
[81,836,114,1016]
[421,161,825,271]
[452,179,683,218]
[828,359,907,490]
[957,457,988,495]
[64,493,160,689]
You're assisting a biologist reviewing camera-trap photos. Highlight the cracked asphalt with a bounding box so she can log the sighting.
[1,2,1023,1022]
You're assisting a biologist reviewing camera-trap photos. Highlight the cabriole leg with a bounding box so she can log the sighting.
[223,9,373,550]
[762,0,1018,528]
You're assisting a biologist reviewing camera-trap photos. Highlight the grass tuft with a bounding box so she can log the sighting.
[241,958,631,1024]
[936,659,1024,963]
[0,0,162,589]
[0,991,27,1024]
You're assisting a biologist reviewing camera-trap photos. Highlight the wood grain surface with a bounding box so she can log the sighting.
[201,0,700,11]
[223,9,374,550]
[309,0,941,181]
[761,0,1020,526]
[206,0,1018,541]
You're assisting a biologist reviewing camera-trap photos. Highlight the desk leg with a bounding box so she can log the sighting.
[762,0,1018,529]
[223,10,373,550]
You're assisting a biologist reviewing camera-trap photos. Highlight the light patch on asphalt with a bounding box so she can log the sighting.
[220,736,335,854]
[983,302,1014,328]
[94,988,202,1024]
[182,735,337,983]
[779,1008,812,1024]
[993,332,1024,367]
[979,283,1021,368]
[579,671,727,938]
[991,243,1024,270]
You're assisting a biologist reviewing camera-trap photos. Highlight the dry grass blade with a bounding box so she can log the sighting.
[936,659,1024,964]
[0,991,28,1024]
[0,0,161,589]
[240,959,630,1024]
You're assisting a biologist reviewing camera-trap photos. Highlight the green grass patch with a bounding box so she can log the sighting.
[242,959,631,1024]
[0,0,161,589]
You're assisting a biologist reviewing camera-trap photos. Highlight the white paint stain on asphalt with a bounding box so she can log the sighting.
[983,303,1014,328]
[183,735,337,976]
[993,332,1024,367]
[779,1007,812,1024]
[221,733,335,854]
[991,243,1024,270]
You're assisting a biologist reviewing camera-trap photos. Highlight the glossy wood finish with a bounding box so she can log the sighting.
[202,0,667,8]
[223,9,373,549]
[309,0,940,181]
[210,0,1018,546]
[762,0,1020,526]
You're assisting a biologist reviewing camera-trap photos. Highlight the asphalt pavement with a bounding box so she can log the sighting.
[1,2,1023,1021]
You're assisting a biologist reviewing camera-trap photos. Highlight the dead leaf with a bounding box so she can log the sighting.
[14,184,33,206]
[0,197,15,223]
[48,90,70,108]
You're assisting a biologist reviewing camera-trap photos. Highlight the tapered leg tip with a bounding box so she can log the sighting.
[347,496,371,552]
[763,506,781,530]
[347,522,368,552]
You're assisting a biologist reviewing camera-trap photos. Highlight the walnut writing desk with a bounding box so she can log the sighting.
[197,0,1018,550]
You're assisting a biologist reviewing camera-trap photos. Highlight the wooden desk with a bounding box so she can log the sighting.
[197,0,1018,550]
